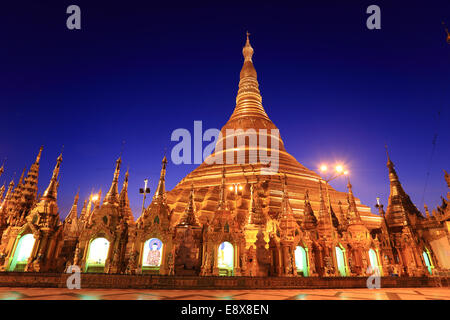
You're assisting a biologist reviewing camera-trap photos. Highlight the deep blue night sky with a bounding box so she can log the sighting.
[1,1,449,219]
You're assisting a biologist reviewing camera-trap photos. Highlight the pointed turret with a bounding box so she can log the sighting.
[249,183,266,225]
[154,156,167,201]
[79,199,88,224]
[346,177,362,224]
[0,184,5,203]
[104,157,121,205]
[65,191,79,222]
[119,169,130,207]
[303,189,317,229]
[12,168,26,201]
[178,184,199,226]
[444,169,450,189]
[424,204,431,219]
[119,169,134,224]
[41,153,62,201]
[280,177,294,218]
[217,167,228,210]
[318,180,332,229]
[229,32,270,122]
[19,145,44,210]
[95,189,102,208]
[385,147,423,227]
[279,176,296,241]
[337,200,349,230]
[86,192,94,217]
[0,180,14,211]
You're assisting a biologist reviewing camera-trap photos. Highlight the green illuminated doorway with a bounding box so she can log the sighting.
[218,242,233,276]
[85,237,110,273]
[8,234,35,272]
[368,249,379,272]
[295,246,308,276]
[335,246,347,276]
[422,251,432,275]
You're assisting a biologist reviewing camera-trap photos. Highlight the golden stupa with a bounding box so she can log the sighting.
[165,33,382,230]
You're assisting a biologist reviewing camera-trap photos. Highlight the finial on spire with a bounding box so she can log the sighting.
[41,152,63,201]
[0,157,6,176]
[347,176,353,191]
[104,157,121,205]
[154,154,167,200]
[242,31,254,62]
[444,169,450,189]
[36,146,44,164]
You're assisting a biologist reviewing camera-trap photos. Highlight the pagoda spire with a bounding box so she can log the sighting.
[65,191,79,221]
[104,157,121,205]
[119,168,134,223]
[280,176,293,218]
[346,177,362,224]
[0,180,14,209]
[41,153,62,201]
[20,145,44,209]
[385,145,403,197]
[0,184,5,203]
[303,189,317,229]
[86,192,94,216]
[444,169,450,189]
[79,199,88,223]
[384,147,423,226]
[218,166,228,210]
[318,180,332,228]
[249,183,265,225]
[35,145,43,164]
[178,183,199,226]
[229,32,270,122]
[0,161,4,179]
[154,155,167,200]
[119,169,130,207]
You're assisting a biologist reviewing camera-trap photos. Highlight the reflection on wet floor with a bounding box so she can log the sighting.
[0,287,448,300]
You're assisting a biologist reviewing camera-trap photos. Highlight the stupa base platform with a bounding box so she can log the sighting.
[0,273,448,290]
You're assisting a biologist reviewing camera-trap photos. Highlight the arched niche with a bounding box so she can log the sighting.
[294,246,308,277]
[218,241,234,276]
[142,238,163,274]
[85,237,110,273]
[335,246,347,277]
[8,234,35,272]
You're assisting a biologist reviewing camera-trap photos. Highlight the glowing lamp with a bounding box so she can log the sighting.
[335,165,344,173]
[320,165,327,172]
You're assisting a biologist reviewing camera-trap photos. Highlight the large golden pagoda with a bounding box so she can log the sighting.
[165,33,380,230]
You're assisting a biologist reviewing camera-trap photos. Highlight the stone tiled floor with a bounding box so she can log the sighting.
[0,287,449,300]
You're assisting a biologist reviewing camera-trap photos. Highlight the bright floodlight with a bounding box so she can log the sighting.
[91,194,99,201]
[335,165,344,173]
[229,186,234,191]
[238,185,243,191]
[344,171,349,175]
[320,165,327,172]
